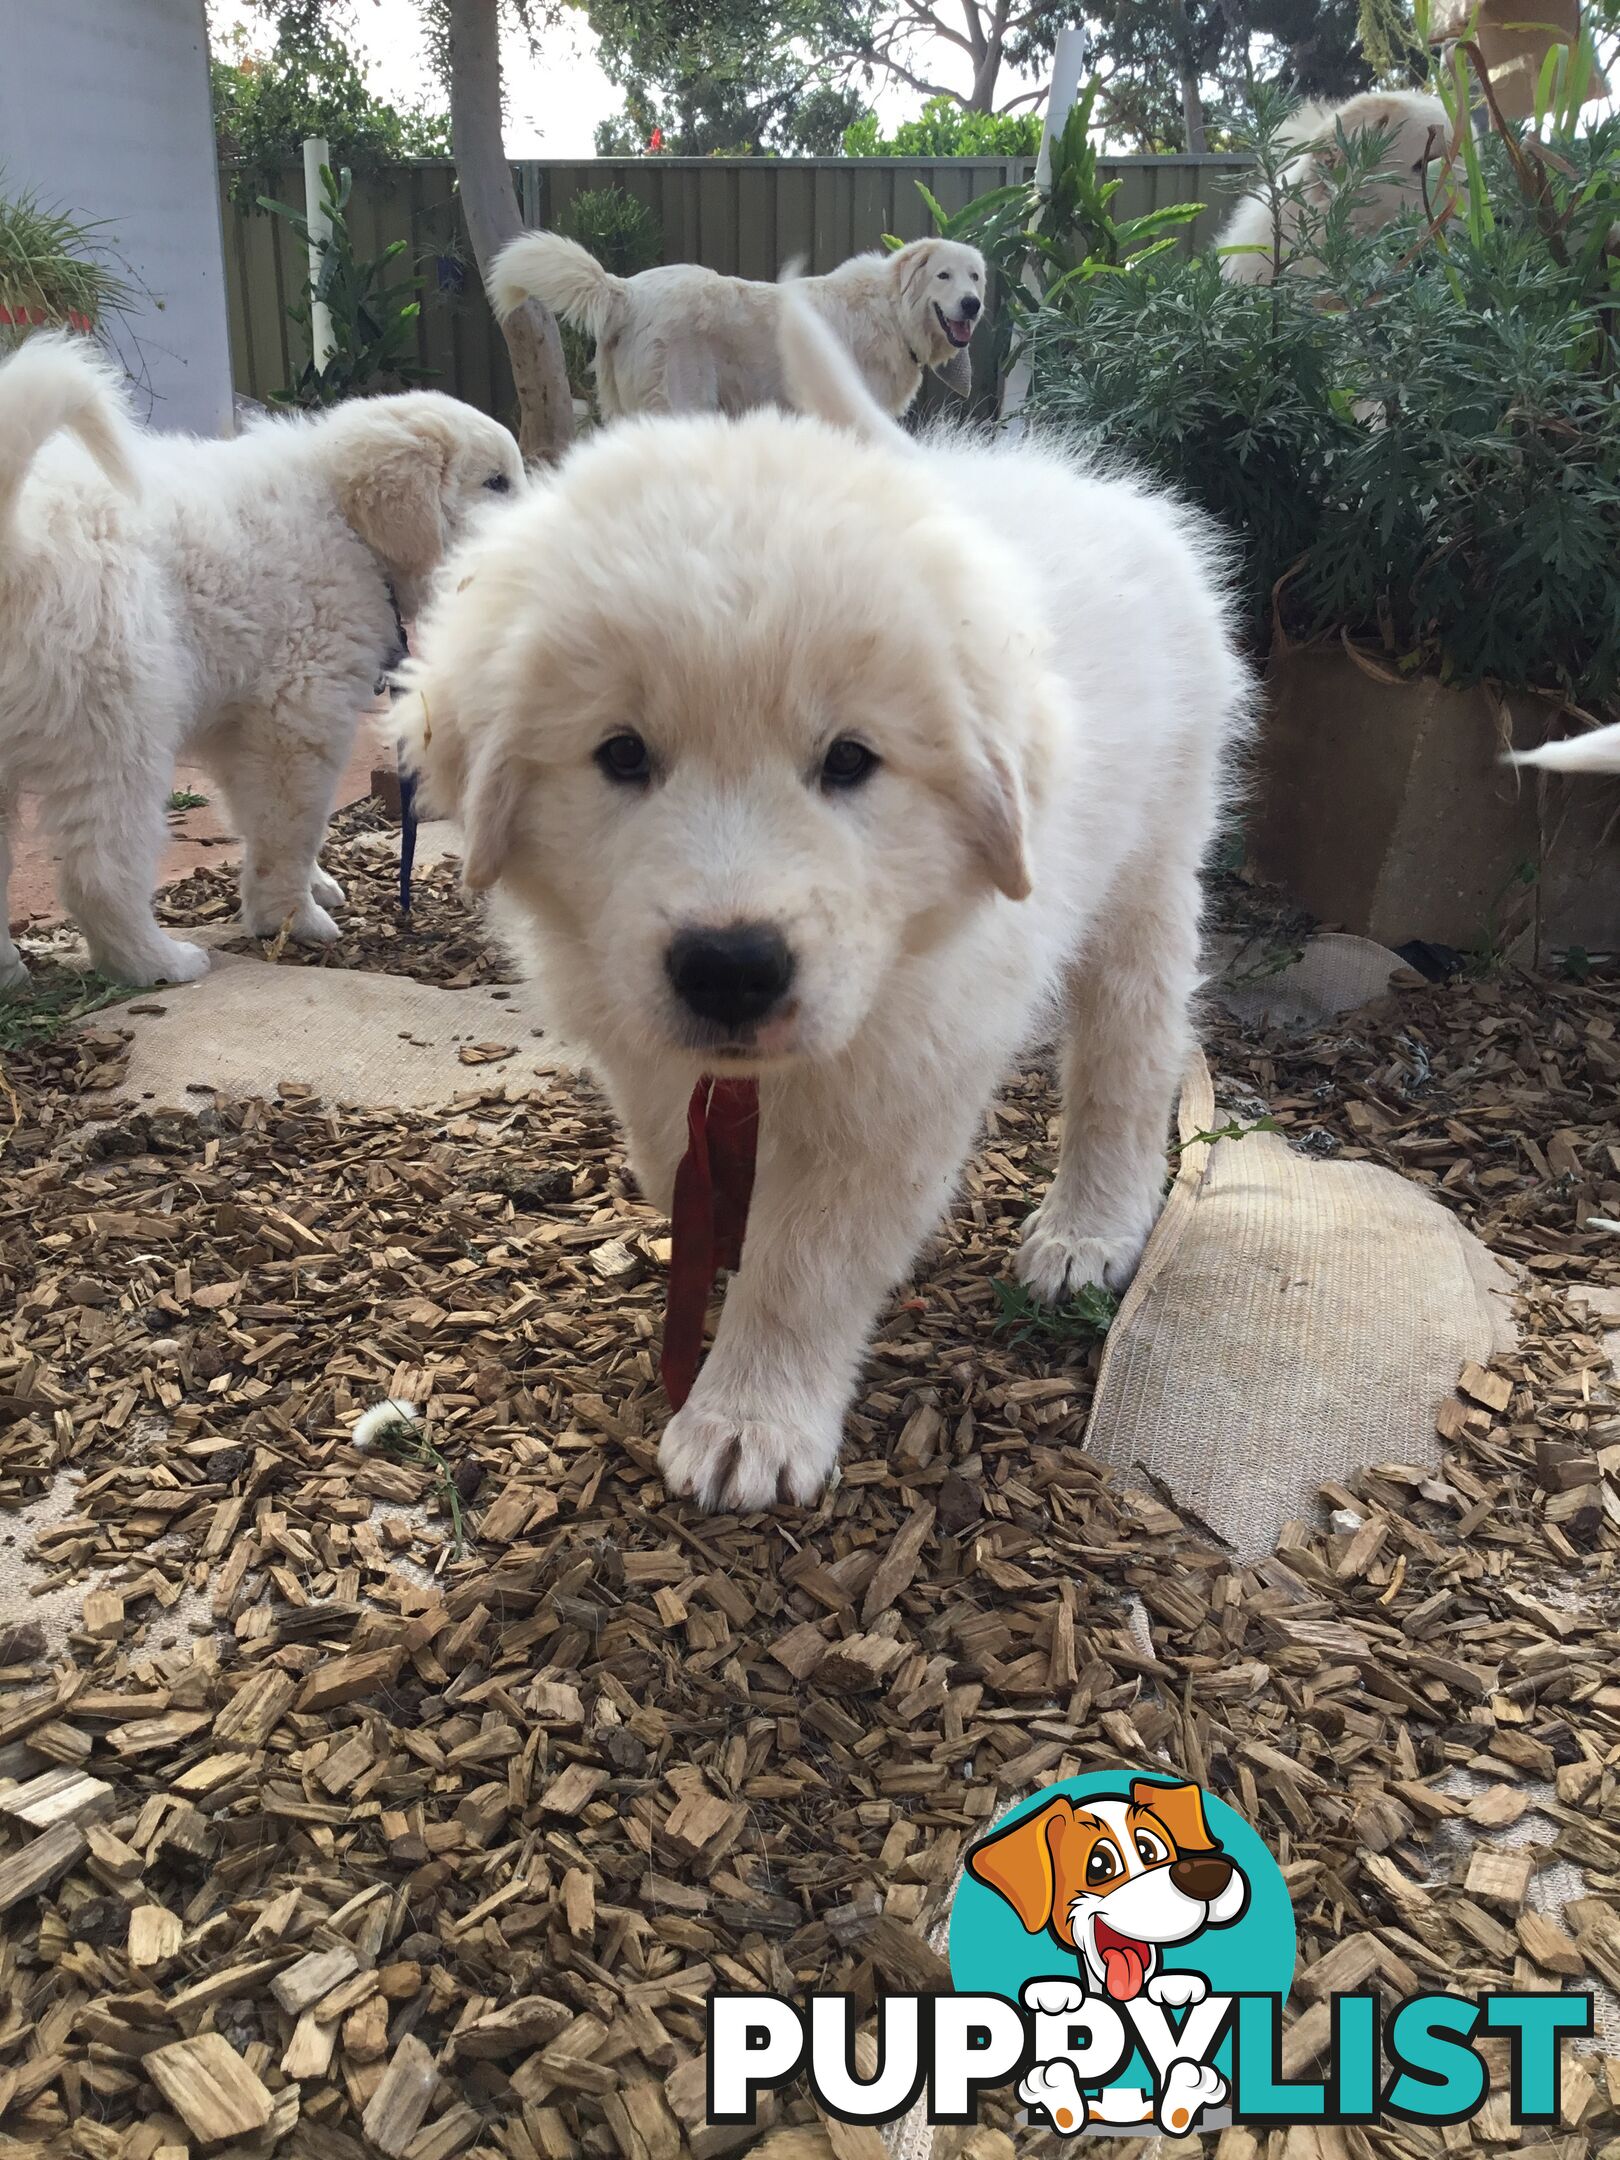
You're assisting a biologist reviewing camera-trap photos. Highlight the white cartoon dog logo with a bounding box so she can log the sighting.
[966,1778,1249,2135]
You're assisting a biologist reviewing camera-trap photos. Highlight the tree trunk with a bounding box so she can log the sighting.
[446,0,572,464]
[1172,0,1208,151]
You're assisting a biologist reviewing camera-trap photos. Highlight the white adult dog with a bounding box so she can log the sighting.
[490,231,986,418]
[1219,88,1450,281]
[0,336,523,990]
[399,300,1249,1512]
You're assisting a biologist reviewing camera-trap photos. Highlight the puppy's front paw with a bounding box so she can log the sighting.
[0,951,31,997]
[1146,1971,1207,2009]
[242,900,342,946]
[309,866,346,909]
[1022,1978,1089,2017]
[658,1399,840,1512]
[1018,2061,1090,2136]
[1156,2058,1225,2135]
[1015,1195,1153,1303]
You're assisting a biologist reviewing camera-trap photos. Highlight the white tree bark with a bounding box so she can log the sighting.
[446,0,572,463]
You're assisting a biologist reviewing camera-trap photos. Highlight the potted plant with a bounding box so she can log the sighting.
[0,179,132,351]
[1021,68,1620,958]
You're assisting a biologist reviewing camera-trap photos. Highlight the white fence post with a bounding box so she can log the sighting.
[302,134,336,371]
[1000,22,1089,431]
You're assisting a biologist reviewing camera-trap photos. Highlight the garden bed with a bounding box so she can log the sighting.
[0,863,1616,2159]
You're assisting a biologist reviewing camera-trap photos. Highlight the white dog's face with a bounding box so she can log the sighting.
[889,238,988,366]
[403,414,1044,1075]
[322,391,525,604]
[1305,92,1448,235]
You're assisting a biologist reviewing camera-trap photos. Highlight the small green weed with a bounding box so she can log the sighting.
[364,1408,474,1557]
[0,969,137,1055]
[991,1276,1118,1348]
[1175,1114,1280,1152]
[166,789,208,812]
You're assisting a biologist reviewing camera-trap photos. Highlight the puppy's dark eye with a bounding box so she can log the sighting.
[1086,1844,1121,1886]
[484,471,511,493]
[937,268,951,280]
[1135,1831,1168,1866]
[821,738,878,790]
[596,731,652,784]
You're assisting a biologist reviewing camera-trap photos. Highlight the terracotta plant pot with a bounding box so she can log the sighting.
[1250,646,1620,957]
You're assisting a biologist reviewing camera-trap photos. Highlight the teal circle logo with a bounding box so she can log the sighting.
[949,1771,1295,2135]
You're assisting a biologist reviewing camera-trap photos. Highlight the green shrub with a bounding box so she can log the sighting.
[213,23,450,208]
[842,97,1043,159]
[559,187,663,279]
[1024,86,1620,711]
[259,164,431,406]
[0,180,133,336]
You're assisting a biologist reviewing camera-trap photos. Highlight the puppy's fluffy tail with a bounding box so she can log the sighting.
[0,332,136,541]
[776,281,908,448]
[1510,722,1620,775]
[490,232,625,341]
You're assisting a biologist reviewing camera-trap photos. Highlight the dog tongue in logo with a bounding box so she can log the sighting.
[1094,1920,1150,2000]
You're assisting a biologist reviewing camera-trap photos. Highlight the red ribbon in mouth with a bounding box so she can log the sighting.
[660,1076,760,1409]
[1092,1916,1152,2002]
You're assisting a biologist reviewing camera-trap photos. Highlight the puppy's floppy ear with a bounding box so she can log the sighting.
[329,414,450,579]
[1131,1779,1219,1855]
[967,1797,1071,1932]
[459,730,529,893]
[958,734,1033,901]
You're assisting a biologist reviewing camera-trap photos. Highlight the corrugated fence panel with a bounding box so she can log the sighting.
[221,155,1251,417]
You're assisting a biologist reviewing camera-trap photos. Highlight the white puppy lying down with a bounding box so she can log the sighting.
[491,232,986,419]
[0,336,522,990]
[400,302,1251,1512]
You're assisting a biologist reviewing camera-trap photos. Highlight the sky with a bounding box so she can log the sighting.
[206,0,996,156]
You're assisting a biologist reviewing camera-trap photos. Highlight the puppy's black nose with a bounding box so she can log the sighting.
[1170,1853,1234,1901]
[960,293,982,319]
[666,923,795,1029]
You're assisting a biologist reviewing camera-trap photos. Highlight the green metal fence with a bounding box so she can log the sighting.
[222,154,1253,415]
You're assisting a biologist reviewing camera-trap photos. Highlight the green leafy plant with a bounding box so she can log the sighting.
[560,187,663,279]
[213,22,450,208]
[0,180,133,338]
[0,970,136,1054]
[990,1276,1119,1347]
[842,97,1043,159]
[360,1404,474,1557]
[166,789,209,813]
[1026,86,1620,713]
[259,163,431,406]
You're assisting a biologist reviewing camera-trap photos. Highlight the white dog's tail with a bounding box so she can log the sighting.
[1511,722,1620,774]
[776,283,909,448]
[489,232,625,342]
[0,332,136,541]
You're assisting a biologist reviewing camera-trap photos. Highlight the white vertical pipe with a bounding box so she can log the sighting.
[1001,22,1089,431]
[302,134,336,370]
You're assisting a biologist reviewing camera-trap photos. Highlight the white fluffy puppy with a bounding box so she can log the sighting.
[1219,89,1450,282]
[491,232,986,419]
[399,302,1249,1512]
[0,337,522,990]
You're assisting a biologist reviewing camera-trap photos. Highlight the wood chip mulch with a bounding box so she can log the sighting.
[0,870,1616,2160]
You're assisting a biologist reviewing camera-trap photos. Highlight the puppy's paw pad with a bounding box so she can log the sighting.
[1022,1979,1089,2016]
[1016,1203,1149,1302]
[1157,2059,1225,2135]
[1019,2061,1089,2136]
[658,1403,838,1513]
[309,868,346,908]
[1146,1972,1208,2009]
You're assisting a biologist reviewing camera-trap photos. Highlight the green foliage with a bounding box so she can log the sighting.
[559,188,662,278]
[0,181,133,332]
[165,790,210,812]
[213,20,450,204]
[259,164,431,406]
[1026,89,1620,710]
[990,1277,1119,1348]
[0,970,135,1054]
[909,83,1203,378]
[585,0,853,157]
[841,96,1043,158]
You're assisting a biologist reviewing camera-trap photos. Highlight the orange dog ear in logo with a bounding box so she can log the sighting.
[1131,1777,1218,1853]
[966,1797,1072,1934]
